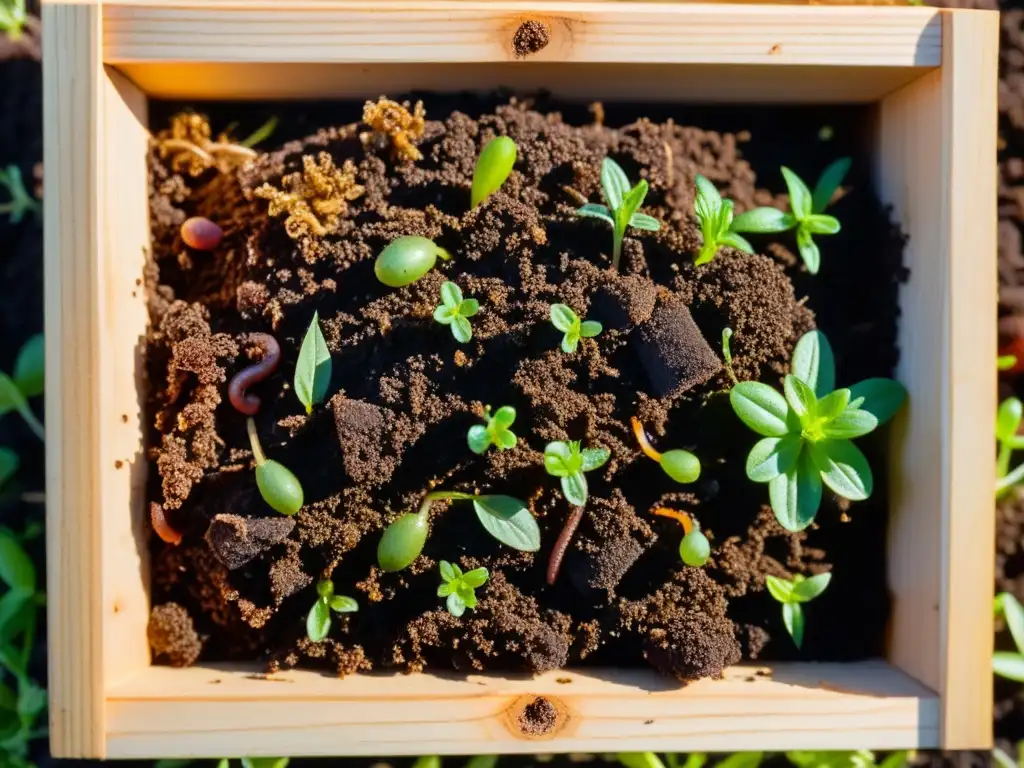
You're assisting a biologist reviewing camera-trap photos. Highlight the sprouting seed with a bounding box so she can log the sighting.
[549,304,602,354]
[433,281,479,343]
[374,236,452,287]
[765,572,831,649]
[543,440,610,507]
[631,417,700,484]
[467,405,517,454]
[651,507,710,567]
[306,579,358,643]
[471,136,517,208]
[246,417,303,516]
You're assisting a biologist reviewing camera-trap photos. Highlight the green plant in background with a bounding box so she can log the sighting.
[692,174,754,265]
[377,491,540,572]
[997,397,1024,496]
[305,579,358,643]
[550,304,602,354]
[467,405,517,454]
[0,166,39,223]
[731,158,850,274]
[786,751,909,768]
[996,743,1024,768]
[730,330,906,531]
[437,560,489,617]
[576,157,661,271]
[994,592,1024,682]
[544,440,610,507]
[765,572,831,648]
[1001,354,1019,371]
[471,136,517,208]
[239,116,279,149]
[0,2,27,43]
[294,311,332,414]
[0,334,44,442]
[434,282,479,343]
[156,758,291,768]
[375,236,452,287]
[0,527,48,768]
[246,418,304,516]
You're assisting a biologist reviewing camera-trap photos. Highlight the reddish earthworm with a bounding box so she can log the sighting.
[631,416,662,462]
[652,506,694,535]
[546,506,584,586]
[150,502,183,545]
[228,333,281,415]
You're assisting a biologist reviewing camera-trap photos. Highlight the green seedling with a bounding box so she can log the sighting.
[0,334,44,441]
[618,754,669,768]
[721,327,738,385]
[437,560,489,617]
[0,448,18,492]
[787,751,908,768]
[471,136,517,208]
[305,579,358,642]
[0,1,27,43]
[765,572,831,649]
[375,236,452,287]
[731,159,850,274]
[631,417,701,484]
[0,166,39,224]
[995,592,1024,682]
[294,311,331,414]
[0,526,48,768]
[997,397,1024,496]
[239,116,279,148]
[651,507,710,567]
[543,440,610,507]
[730,329,906,531]
[1000,354,1019,372]
[550,304,602,354]
[467,405,517,454]
[692,175,754,266]
[377,491,540,572]
[246,418,303,516]
[433,282,479,343]
[576,157,661,271]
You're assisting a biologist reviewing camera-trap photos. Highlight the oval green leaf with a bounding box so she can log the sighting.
[822,409,878,440]
[999,398,1024,442]
[549,304,578,333]
[730,381,791,437]
[446,591,467,617]
[462,567,489,588]
[256,460,304,515]
[306,598,331,642]
[473,495,541,552]
[781,166,814,219]
[467,424,491,454]
[746,435,801,483]
[811,439,873,501]
[580,446,610,472]
[13,334,44,398]
[494,406,516,427]
[768,452,823,532]
[783,375,817,421]
[374,236,443,288]
[847,378,907,426]
[329,595,358,613]
[796,228,821,274]
[601,157,630,210]
[0,529,35,594]
[295,311,332,414]
[661,449,701,484]
[377,511,429,572]
[451,315,473,344]
[791,330,835,397]
[791,572,831,603]
[471,136,517,208]
[730,206,795,234]
[811,157,851,213]
[579,320,603,338]
[804,214,841,236]
[543,441,575,477]
[994,652,1024,682]
[764,574,795,604]
[815,388,851,422]
[440,281,462,308]
[783,601,805,648]
[561,472,588,507]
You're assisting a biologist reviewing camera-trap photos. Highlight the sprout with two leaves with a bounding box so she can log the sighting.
[730,329,906,531]
[306,579,358,642]
[543,440,610,507]
[576,158,661,271]
[467,405,518,454]
[765,572,832,649]
[997,397,1024,497]
[550,304,602,354]
[434,281,479,343]
[437,561,489,617]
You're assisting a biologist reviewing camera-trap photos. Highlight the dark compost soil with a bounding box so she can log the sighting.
[142,95,906,681]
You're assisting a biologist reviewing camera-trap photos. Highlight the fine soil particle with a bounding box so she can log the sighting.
[147,602,203,667]
[144,96,905,680]
[513,21,551,58]
[518,696,559,735]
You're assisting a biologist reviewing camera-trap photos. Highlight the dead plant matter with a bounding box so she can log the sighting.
[154,113,257,176]
[254,152,364,239]
[361,97,427,162]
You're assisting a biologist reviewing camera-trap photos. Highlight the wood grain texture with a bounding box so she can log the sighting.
[874,8,997,751]
[103,662,939,758]
[43,1,106,758]
[102,2,942,66]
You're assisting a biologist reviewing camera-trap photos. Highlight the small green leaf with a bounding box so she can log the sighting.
[462,567,489,588]
[438,582,453,598]
[0,589,30,638]
[994,652,1024,682]
[446,591,467,617]
[579,320,603,338]
[433,305,456,325]
[765,574,795,603]
[746,435,801,483]
[329,595,358,613]
[781,166,814,219]
[618,754,667,768]
[999,398,1024,442]
[815,389,851,422]
[848,378,907,425]
[629,212,661,231]
[306,598,331,642]
[1000,592,1024,654]
[811,157,851,213]
[459,299,480,317]
[792,330,835,397]
[784,375,817,421]
[580,446,610,472]
[822,409,878,439]
[377,511,429,572]
[730,207,796,234]
[769,451,822,532]
[804,214,841,236]
[440,281,463,308]
[242,759,290,768]
[550,304,578,333]
[720,231,754,254]
[797,228,821,274]
[811,439,873,501]
[561,330,580,354]
[730,381,791,437]
[451,316,473,344]
[544,441,577,477]
[0,448,19,490]
[791,572,831,602]
[0,529,34,594]
[495,428,517,450]
[473,495,541,551]
[467,424,491,454]
[460,586,478,609]
[694,175,722,212]
[783,601,805,648]
[494,406,516,428]
[13,334,43,398]
[0,373,27,418]
[577,203,614,225]
[294,311,332,414]
[620,180,649,221]
[440,560,456,582]
[999,354,1018,371]
[601,158,630,210]
[240,115,279,148]
[561,472,588,506]
[471,136,517,208]
[316,579,334,599]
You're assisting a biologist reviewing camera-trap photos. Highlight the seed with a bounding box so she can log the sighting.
[679,529,710,567]
[374,236,449,287]
[661,449,701,484]
[377,511,429,571]
[181,216,224,250]
[255,460,304,516]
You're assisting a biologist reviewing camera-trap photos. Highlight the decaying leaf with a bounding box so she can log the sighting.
[254,152,365,239]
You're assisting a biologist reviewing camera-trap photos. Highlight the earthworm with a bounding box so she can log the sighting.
[546,506,584,586]
[631,416,662,462]
[228,333,281,415]
[150,502,183,546]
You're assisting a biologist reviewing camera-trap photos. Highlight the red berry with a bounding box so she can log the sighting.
[180,216,223,251]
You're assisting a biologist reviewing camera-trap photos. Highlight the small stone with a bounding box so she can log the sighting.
[180,216,224,251]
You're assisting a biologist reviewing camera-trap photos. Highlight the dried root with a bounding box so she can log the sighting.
[361,97,426,162]
[254,152,365,239]
[154,113,257,176]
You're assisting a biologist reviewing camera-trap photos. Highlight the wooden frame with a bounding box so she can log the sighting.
[42,0,998,759]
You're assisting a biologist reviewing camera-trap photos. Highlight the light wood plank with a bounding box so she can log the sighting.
[104,662,939,757]
[874,9,997,751]
[102,3,942,66]
[43,1,107,758]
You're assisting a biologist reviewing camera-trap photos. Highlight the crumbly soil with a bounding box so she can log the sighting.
[144,95,904,680]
